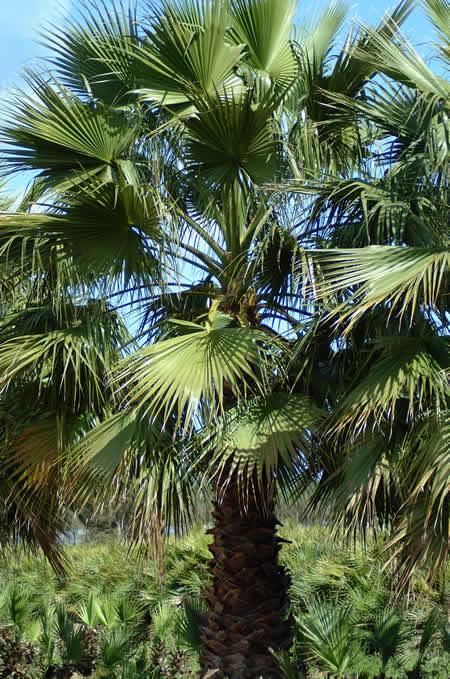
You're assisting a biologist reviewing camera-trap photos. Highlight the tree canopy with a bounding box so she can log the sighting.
[0,0,448,673]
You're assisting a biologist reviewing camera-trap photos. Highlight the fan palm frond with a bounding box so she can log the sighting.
[116,310,274,425]
[353,21,449,98]
[1,73,137,195]
[0,182,161,284]
[423,0,450,61]
[333,336,448,433]
[43,0,141,103]
[0,319,121,414]
[296,596,359,674]
[184,88,282,188]
[229,0,297,89]
[134,0,243,106]
[311,246,449,326]
[200,392,323,487]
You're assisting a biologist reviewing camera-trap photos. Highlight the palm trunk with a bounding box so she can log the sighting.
[200,477,293,678]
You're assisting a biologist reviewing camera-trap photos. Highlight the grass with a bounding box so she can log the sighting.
[0,524,448,678]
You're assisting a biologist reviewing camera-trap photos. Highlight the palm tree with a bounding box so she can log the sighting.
[0,0,447,676]
[292,0,449,586]
[0,275,130,569]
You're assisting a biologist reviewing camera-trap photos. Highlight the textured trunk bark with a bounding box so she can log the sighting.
[200,477,293,679]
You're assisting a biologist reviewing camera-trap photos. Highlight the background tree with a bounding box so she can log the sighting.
[295,0,449,586]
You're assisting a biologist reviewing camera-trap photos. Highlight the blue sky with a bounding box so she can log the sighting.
[1,0,70,92]
[0,0,432,94]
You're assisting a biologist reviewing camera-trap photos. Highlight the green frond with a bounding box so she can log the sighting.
[229,0,297,89]
[298,1,348,77]
[53,183,161,282]
[66,410,199,542]
[311,246,449,324]
[309,366,449,585]
[55,605,88,664]
[366,609,411,669]
[353,21,449,98]
[0,584,34,637]
[386,497,449,587]
[1,73,136,193]
[0,303,125,413]
[326,0,414,93]
[288,0,414,174]
[150,601,179,642]
[68,411,137,480]
[42,0,141,103]
[310,435,400,538]
[335,336,448,433]
[323,80,449,170]
[423,0,450,61]
[124,455,201,546]
[0,181,16,212]
[385,412,450,582]
[99,627,134,669]
[76,591,104,628]
[290,174,432,247]
[134,0,243,105]
[116,310,273,425]
[201,392,323,484]
[296,596,358,674]
[0,182,161,284]
[251,224,306,305]
[407,413,450,523]
[184,89,282,187]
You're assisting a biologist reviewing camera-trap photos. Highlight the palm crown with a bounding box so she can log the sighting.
[0,0,448,676]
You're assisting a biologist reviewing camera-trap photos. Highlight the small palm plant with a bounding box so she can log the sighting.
[0,585,39,678]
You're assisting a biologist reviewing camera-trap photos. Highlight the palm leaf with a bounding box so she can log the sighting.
[325,0,414,94]
[176,596,207,653]
[116,310,272,425]
[200,392,323,484]
[353,21,449,98]
[0,416,68,573]
[300,1,348,72]
[0,183,160,284]
[99,627,133,668]
[323,79,449,169]
[311,246,449,324]
[134,0,243,105]
[310,435,400,538]
[66,409,199,544]
[1,73,136,194]
[386,496,449,586]
[42,0,141,104]
[288,0,414,172]
[55,605,88,664]
[388,412,450,581]
[184,89,281,187]
[408,413,450,522]
[0,585,34,637]
[423,0,450,61]
[229,0,297,89]
[0,305,124,413]
[296,596,358,674]
[334,336,448,433]
[367,609,411,669]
